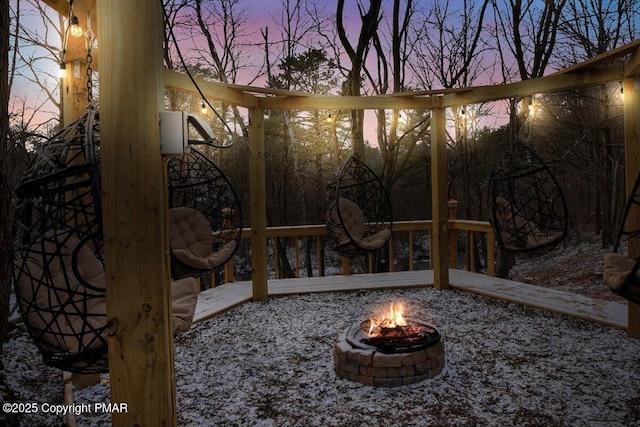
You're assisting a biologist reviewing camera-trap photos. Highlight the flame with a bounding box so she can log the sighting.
[368,301,407,336]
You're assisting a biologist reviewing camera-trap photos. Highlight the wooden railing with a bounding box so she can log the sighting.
[225,213,496,282]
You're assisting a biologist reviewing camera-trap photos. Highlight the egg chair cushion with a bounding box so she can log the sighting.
[171,277,199,335]
[169,207,216,269]
[329,198,366,245]
[15,231,108,357]
[604,252,638,291]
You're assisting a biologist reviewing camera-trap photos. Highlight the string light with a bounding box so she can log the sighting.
[70,14,83,37]
[201,102,207,114]
[326,113,333,124]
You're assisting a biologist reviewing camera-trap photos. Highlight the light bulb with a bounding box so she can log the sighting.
[201,102,207,114]
[70,15,83,38]
[58,62,67,78]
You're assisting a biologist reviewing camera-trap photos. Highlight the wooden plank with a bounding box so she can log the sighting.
[193,282,253,323]
[192,271,627,331]
[249,108,268,300]
[624,75,640,338]
[268,270,434,295]
[431,106,449,290]
[449,219,493,233]
[449,270,627,329]
[98,1,176,425]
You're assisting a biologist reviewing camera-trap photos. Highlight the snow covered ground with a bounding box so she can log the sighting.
[1,239,639,426]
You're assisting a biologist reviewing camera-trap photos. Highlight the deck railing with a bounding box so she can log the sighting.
[224,204,496,282]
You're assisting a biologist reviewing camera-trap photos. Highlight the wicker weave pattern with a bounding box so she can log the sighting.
[489,143,567,254]
[326,155,393,258]
[13,109,108,373]
[167,148,242,278]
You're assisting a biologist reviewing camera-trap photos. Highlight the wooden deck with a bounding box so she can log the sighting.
[193,269,627,330]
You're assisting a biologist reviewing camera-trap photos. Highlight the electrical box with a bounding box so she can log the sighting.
[159,111,189,156]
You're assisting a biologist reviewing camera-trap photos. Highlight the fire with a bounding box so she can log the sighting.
[368,301,407,336]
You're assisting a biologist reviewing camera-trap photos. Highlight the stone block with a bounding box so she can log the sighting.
[415,361,428,375]
[372,353,403,368]
[347,349,373,366]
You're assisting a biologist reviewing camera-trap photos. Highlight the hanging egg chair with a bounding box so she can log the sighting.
[488,141,568,254]
[13,107,109,374]
[166,147,243,279]
[604,171,640,304]
[326,155,393,258]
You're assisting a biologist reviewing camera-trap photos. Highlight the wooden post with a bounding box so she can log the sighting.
[249,107,268,300]
[222,207,235,283]
[388,235,394,272]
[317,236,325,277]
[59,0,101,392]
[431,105,450,290]
[447,199,458,269]
[486,231,496,277]
[98,1,176,425]
[624,75,640,338]
[342,257,350,275]
[408,230,414,271]
[273,237,280,279]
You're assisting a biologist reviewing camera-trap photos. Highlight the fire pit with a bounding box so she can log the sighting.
[334,302,445,387]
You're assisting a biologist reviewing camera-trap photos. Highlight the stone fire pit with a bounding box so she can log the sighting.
[334,318,445,387]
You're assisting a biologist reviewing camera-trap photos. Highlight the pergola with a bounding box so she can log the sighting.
[38,0,640,425]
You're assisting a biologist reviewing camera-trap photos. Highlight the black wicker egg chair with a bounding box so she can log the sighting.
[326,155,393,258]
[604,172,640,304]
[166,147,243,279]
[488,141,568,255]
[13,107,109,374]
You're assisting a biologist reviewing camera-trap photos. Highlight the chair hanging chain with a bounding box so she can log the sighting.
[85,11,94,105]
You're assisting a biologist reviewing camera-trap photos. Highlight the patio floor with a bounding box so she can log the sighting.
[193,269,627,329]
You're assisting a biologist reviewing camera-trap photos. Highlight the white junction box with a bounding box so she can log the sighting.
[159,111,189,156]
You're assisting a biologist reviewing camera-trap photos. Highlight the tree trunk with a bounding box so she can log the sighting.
[0,0,12,350]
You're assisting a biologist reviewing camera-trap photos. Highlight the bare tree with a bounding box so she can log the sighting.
[13,0,64,125]
[553,0,639,246]
[263,0,339,277]
[558,0,639,63]
[336,0,383,157]
[407,0,491,269]
[491,0,568,276]
[192,0,251,139]
[373,0,434,192]
[0,0,12,350]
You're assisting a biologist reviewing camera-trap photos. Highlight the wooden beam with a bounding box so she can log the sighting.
[442,64,624,107]
[551,39,640,76]
[163,69,258,108]
[41,0,69,16]
[624,75,640,338]
[625,48,640,77]
[431,105,449,290]
[248,107,268,300]
[258,94,437,111]
[98,1,176,425]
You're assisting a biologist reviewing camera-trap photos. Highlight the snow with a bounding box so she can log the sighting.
[2,240,640,426]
